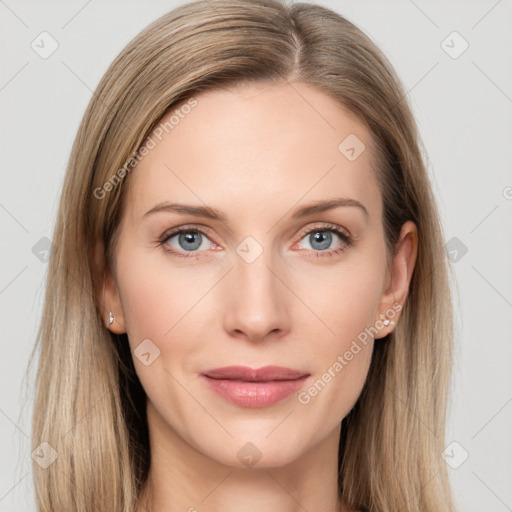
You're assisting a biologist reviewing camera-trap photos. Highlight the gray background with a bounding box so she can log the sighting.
[1,0,511,510]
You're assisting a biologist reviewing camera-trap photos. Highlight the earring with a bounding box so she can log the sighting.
[382,319,395,327]
[109,311,114,326]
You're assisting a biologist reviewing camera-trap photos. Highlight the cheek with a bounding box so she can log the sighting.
[116,245,213,345]
[114,249,209,409]
[292,254,386,347]
[289,252,385,413]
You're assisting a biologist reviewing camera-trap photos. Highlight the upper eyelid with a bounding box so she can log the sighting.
[297,223,351,239]
[160,224,214,242]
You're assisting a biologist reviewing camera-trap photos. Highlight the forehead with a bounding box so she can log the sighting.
[123,81,381,225]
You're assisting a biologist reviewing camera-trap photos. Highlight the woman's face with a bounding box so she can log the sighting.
[105,81,411,468]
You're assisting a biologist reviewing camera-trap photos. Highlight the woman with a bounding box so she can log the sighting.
[30,0,455,510]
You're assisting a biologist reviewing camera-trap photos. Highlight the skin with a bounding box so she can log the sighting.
[101,81,417,512]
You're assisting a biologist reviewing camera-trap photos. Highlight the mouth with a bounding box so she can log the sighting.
[201,365,310,408]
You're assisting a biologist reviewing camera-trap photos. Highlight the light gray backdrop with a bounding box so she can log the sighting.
[1,0,511,510]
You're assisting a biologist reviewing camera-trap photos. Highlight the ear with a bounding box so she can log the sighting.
[374,220,418,339]
[94,240,127,335]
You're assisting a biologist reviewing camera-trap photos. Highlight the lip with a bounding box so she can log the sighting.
[201,365,310,408]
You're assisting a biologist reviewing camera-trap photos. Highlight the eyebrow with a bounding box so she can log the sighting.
[292,198,368,219]
[143,197,369,222]
[143,202,228,222]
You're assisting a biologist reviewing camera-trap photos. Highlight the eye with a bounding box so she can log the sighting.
[295,223,353,257]
[158,226,219,258]
[158,222,353,259]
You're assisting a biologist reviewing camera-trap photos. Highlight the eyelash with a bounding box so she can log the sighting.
[157,223,353,259]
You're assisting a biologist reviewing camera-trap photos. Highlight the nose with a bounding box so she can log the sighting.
[222,248,290,343]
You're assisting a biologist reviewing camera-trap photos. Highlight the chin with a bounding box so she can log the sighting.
[201,430,311,470]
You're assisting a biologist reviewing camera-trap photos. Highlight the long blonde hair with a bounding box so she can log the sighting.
[29,1,455,510]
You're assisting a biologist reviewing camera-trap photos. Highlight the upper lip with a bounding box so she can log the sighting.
[202,365,309,382]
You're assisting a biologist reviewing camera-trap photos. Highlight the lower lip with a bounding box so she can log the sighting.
[202,375,309,408]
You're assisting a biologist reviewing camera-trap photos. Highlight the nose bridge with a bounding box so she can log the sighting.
[223,236,289,340]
